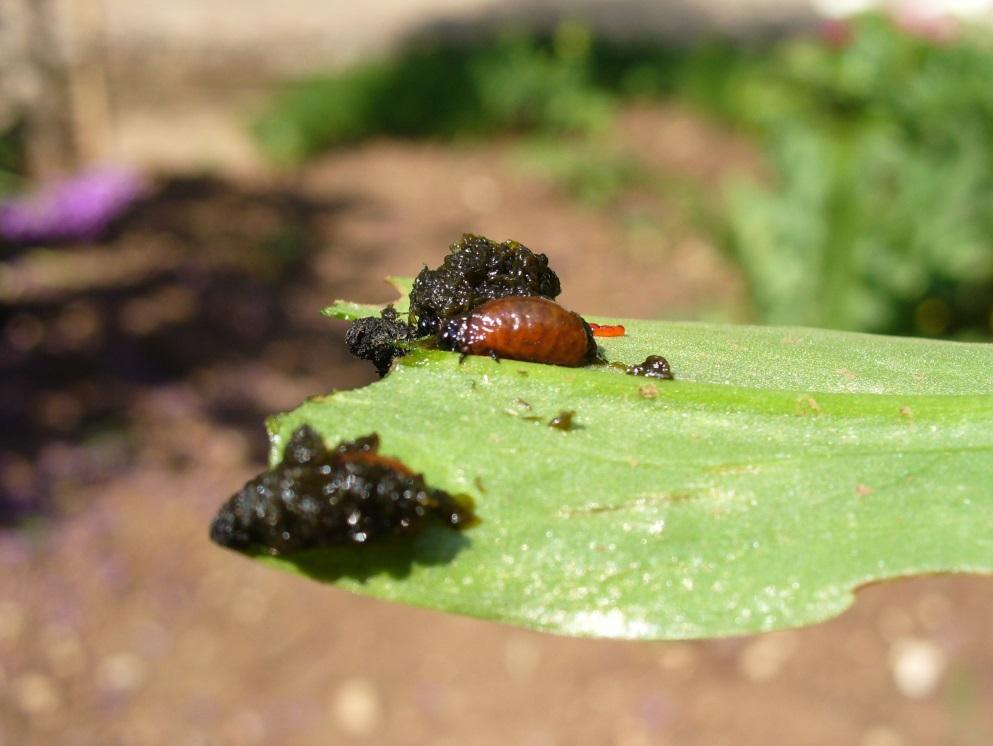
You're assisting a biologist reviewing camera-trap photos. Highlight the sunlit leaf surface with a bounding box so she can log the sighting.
[252,281,993,639]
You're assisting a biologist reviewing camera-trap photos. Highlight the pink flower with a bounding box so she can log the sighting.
[0,166,147,245]
[891,5,961,43]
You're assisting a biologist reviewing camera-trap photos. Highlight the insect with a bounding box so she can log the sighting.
[348,234,562,374]
[437,296,597,367]
[209,426,475,556]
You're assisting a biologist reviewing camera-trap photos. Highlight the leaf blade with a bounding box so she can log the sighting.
[256,329,993,639]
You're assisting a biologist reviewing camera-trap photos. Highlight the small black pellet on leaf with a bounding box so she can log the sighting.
[344,306,415,377]
[209,425,475,556]
[625,355,674,380]
[548,410,578,431]
[409,233,562,336]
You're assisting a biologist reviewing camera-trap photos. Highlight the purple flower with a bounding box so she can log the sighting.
[0,166,147,245]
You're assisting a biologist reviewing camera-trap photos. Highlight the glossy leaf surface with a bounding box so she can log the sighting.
[249,282,993,639]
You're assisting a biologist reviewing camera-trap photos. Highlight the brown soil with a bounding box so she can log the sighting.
[1,107,991,746]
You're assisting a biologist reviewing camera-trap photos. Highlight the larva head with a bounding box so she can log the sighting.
[436,313,472,353]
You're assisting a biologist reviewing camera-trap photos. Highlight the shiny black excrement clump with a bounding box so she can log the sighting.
[209,425,475,556]
[344,306,415,376]
[625,355,674,380]
[409,233,562,336]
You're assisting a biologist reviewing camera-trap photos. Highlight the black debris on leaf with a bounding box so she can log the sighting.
[548,410,578,431]
[409,233,561,336]
[344,306,415,377]
[625,355,674,380]
[209,425,475,556]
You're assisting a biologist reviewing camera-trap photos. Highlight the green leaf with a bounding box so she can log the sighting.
[251,281,993,639]
[320,276,412,321]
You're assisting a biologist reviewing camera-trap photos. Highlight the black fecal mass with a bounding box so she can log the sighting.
[209,425,475,556]
[408,233,561,336]
[626,355,674,380]
[344,306,415,377]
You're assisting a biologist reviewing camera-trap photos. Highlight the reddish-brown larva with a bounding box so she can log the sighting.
[437,296,597,367]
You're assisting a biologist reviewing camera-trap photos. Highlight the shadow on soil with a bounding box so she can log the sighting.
[0,175,367,523]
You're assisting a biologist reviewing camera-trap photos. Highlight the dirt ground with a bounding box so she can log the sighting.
[1,106,991,746]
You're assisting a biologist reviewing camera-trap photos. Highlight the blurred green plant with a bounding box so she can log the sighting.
[256,15,993,339]
[0,123,25,196]
[255,23,620,162]
[681,15,993,338]
[512,138,650,207]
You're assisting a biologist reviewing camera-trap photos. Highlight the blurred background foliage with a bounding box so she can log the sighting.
[0,121,25,196]
[254,13,993,339]
[692,14,993,338]
[253,23,622,160]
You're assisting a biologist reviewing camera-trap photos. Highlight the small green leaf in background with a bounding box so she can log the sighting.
[320,276,412,321]
[251,280,993,640]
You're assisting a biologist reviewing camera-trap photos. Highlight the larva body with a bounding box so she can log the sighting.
[437,296,596,367]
